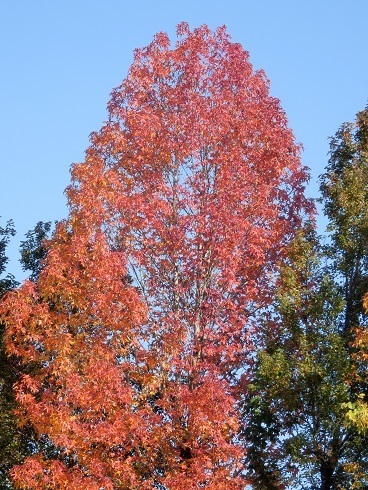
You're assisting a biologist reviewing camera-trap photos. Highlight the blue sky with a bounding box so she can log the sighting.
[1,0,367,281]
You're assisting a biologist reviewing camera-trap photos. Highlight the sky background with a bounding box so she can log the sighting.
[1,0,367,281]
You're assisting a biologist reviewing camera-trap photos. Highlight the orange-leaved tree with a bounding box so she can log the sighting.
[1,23,312,489]
[2,217,149,489]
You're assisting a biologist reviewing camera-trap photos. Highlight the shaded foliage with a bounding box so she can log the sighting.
[0,219,55,488]
[0,220,17,296]
[19,221,54,282]
[0,219,21,489]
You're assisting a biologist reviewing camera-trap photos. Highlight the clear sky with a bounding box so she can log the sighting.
[1,0,367,281]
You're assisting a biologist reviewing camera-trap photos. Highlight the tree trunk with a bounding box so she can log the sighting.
[320,459,336,490]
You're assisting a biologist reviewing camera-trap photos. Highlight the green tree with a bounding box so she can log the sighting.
[323,106,368,450]
[245,106,368,489]
[320,105,368,335]
[244,227,368,489]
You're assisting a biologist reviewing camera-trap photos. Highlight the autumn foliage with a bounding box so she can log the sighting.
[1,23,311,489]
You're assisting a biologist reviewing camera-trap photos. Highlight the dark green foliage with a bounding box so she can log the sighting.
[19,221,54,282]
[0,220,18,296]
[0,220,15,276]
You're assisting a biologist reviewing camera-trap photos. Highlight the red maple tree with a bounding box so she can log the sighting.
[2,23,311,489]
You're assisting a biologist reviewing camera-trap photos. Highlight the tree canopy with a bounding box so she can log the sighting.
[3,22,368,490]
[0,24,311,489]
